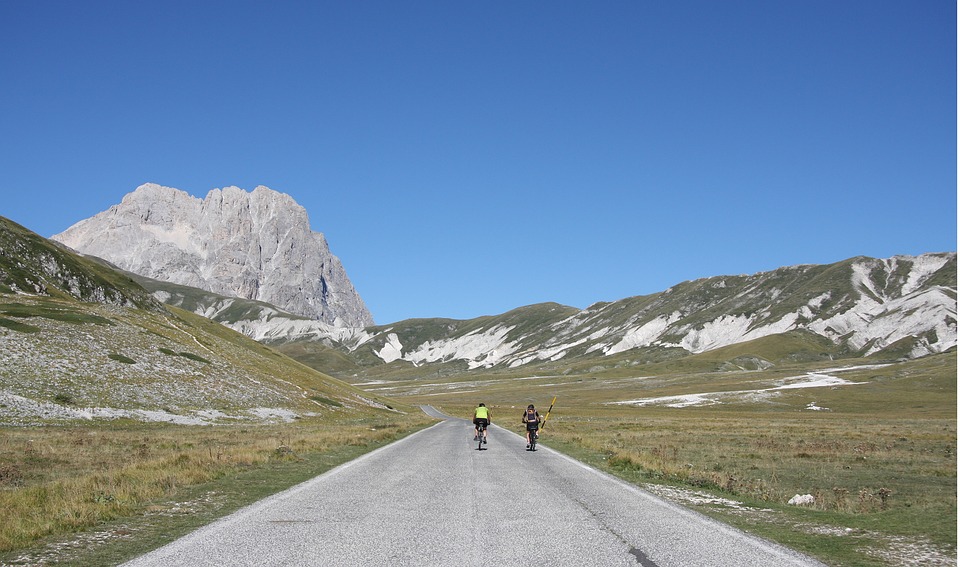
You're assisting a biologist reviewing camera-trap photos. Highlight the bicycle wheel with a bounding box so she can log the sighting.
[478,425,484,450]
[529,429,537,451]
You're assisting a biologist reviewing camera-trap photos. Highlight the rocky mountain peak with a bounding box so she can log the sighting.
[52,183,374,327]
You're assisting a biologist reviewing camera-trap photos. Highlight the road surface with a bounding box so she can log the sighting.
[124,406,825,566]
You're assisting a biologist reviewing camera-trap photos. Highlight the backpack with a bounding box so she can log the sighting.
[523,411,539,429]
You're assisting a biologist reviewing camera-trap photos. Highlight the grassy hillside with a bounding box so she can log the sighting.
[0,293,404,424]
[0,217,158,310]
[0,216,406,423]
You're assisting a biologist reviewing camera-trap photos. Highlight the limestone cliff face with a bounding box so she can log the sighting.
[52,183,374,327]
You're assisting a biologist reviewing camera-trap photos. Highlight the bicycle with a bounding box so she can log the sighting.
[527,426,539,451]
[476,421,487,451]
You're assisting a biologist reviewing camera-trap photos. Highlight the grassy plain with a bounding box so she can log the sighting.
[383,350,957,567]
[0,411,435,566]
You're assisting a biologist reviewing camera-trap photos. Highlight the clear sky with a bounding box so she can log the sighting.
[2,1,956,325]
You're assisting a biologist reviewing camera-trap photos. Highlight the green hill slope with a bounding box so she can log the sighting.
[0,216,404,425]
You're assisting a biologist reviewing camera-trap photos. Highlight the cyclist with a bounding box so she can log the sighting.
[521,404,542,448]
[473,403,490,444]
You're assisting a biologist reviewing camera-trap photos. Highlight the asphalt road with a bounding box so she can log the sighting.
[123,406,826,566]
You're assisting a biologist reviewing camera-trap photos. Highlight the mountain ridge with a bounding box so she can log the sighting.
[168,251,955,374]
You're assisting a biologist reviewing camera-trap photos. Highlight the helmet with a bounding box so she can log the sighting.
[479,403,485,407]
[527,404,535,409]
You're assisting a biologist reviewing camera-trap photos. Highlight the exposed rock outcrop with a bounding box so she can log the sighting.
[52,183,373,327]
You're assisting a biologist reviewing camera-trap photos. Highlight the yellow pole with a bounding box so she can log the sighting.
[540,396,557,430]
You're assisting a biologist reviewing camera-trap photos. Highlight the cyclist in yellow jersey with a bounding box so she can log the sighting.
[473,403,490,444]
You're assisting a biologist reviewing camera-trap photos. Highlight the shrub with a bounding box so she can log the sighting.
[108,353,136,364]
[53,393,75,406]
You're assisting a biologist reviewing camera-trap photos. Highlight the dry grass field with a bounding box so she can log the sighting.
[0,411,435,565]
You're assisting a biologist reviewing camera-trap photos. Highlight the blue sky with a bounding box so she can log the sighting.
[2,1,956,324]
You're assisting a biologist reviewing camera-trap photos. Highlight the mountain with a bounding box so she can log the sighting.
[51,183,373,327]
[0,216,397,425]
[181,253,954,376]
